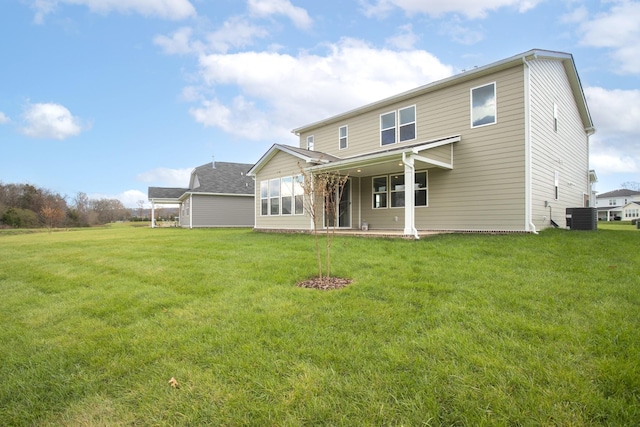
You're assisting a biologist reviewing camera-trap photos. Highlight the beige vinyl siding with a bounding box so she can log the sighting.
[315,65,528,232]
[190,194,254,227]
[254,151,311,230]
[529,59,590,229]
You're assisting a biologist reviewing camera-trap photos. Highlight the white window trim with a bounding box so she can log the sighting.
[554,171,559,201]
[375,171,428,209]
[380,111,396,146]
[372,175,388,209]
[553,103,559,132]
[380,106,417,146]
[306,135,314,150]
[260,177,306,217]
[470,82,497,128]
[398,105,417,143]
[339,125,348,150]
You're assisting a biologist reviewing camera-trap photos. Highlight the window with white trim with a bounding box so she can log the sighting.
[260,181,269,216]
[554,171,559,200]
[380,112,396,146]
[373,176,388,208]
[339,125,348,150]
[390,174,405,208]
[471,82,496,128]
[269,178,280,215]
[306,135,314,150]
[260,176,306,216]
[553,103,559,132]
[281,177,293,215]
[374,171,428,209]
[294,175,304,214]
[380,106,416,146]
[399,106,416,142]
[415,171,428,207]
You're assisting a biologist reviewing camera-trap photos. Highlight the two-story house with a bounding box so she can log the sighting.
[248,49,595,237]
[595,189,640,221]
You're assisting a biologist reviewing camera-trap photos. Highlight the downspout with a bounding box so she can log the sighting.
[189,193,193,229]
[522,56,538,234]
[402,152,420,240]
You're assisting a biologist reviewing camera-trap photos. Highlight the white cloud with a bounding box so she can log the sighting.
[385,24,418,50]
[190,38,454,141]
[0,112,10,124]
[248,0,313,29]
[440,17,485,45]
[586,86,640,176]
[20,102,88,140]
[575,1,640,74]
[155,18,269,56]
[136,167,192,187]
[31,0,196,23]
[360,0,543,19]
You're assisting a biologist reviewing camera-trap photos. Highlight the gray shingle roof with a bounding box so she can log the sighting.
[148,161,255,201]
[597,189,640,198]
[148,187,189,199]
[191,162,255,195]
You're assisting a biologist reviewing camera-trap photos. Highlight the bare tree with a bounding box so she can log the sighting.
[621,181,640,191]
[40,202,65,232]
[297,165,349,284]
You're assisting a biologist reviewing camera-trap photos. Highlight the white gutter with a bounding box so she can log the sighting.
[522,56,538,235]
[402,152,420,240]
[189,193,193,229]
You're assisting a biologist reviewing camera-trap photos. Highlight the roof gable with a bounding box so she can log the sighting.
[189,162,255,195]
[248,144,340,176]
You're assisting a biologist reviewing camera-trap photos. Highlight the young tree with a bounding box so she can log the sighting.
[297,164,349,286]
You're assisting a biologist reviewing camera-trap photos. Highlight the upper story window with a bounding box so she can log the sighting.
[609,199,617,206]
[380,105,416,146]
[381,112,396,146]
[306,135,314,150]
[399,106,416,142]
[471,82,497,128]
[339,125,348,150]
[553,103,559,132]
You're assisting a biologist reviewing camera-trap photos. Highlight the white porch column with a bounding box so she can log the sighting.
[403,153,416,236]
[151,201,155,228]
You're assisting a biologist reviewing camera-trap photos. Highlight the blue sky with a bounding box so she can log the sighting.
[1,0,638,207]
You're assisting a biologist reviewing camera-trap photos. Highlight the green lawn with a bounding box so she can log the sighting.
[0,225,638,426]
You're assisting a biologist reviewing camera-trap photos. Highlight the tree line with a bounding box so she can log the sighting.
[0,182,134,229]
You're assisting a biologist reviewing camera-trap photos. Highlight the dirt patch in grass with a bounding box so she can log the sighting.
[297,277,353,290]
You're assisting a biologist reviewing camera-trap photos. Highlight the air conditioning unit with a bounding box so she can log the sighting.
[566,207,597,230]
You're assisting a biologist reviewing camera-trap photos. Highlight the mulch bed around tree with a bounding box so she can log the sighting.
[296,277,353,290]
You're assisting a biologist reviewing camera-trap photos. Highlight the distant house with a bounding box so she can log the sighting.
[148,162,255,228]
[248,49,596,236]
[595,189,640,221]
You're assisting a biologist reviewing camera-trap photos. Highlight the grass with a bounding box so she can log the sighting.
[0,224,638,426]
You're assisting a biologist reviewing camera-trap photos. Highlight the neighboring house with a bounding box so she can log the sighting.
[148,162,255,228]
[595,189,640,221]
[622,202,640,221]
[248,49,595,237]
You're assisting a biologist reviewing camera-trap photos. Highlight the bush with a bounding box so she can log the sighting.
[0,207,39,228]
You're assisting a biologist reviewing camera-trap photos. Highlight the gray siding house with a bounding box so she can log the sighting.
[148,162,255,228]
[248,49,596,237]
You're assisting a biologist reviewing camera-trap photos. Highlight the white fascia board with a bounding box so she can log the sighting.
[307,135,460,172]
